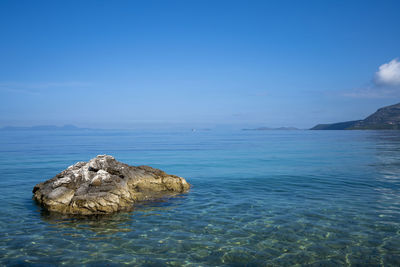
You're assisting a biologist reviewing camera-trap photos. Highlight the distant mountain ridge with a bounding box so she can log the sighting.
[311,102,400,130]
[243,126,299,131]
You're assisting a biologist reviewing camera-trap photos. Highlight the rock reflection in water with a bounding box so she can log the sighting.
[38,196,186,237]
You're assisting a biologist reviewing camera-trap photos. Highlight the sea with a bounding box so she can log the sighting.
[0,129,399,266]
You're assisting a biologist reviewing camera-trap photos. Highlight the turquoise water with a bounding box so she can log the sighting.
[0,130,400,266]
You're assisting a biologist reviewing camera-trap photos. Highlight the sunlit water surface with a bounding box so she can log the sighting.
[0,130,400,266]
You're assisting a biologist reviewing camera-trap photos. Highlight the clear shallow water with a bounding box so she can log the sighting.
[0,129,400,266]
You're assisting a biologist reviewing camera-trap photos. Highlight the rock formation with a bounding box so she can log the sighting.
[33,155,190,215]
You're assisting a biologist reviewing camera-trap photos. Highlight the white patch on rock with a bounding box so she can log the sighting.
[68,161,86,170]
[93,170,111,182]
[71,168,81,179]
[53,176,72,187]
[88,155,115,170]
[80,164,91,181]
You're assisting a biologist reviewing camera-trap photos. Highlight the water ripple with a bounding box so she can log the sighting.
[0,130,399,265]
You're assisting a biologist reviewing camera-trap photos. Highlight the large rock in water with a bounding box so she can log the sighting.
[33,155,190,215]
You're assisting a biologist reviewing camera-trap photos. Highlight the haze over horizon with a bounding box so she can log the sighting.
[1,0,400,129]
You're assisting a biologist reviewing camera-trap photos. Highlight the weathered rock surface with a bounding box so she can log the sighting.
[33,155,190,215]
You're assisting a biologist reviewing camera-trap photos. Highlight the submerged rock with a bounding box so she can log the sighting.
[33,155,190,215]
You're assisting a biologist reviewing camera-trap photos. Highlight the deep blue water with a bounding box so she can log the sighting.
[0,129,400,266]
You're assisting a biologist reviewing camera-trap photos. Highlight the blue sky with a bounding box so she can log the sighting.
[0,0,399,129]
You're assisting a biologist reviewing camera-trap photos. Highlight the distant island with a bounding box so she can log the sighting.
[311,102,400,130]
[243,127,299,131]
[0,125,92,131]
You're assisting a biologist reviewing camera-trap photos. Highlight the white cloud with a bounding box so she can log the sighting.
[375,58,400,86]
[343,58,400,98]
